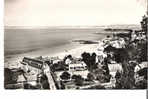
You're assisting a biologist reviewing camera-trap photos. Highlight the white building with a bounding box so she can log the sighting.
[68,61,89,79]
[108,63,123,77]
[69,61,87,71]
[134,62,148,72]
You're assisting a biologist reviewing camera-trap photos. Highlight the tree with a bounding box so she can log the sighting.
[136,41,147,62]
[87,73,95,81]
[114,48,129,63]
[135,79,147,89]
[115,70,122,89]
[4,68,18,85]
[90,52,97,69]
[141,15,147,34]
[63,54,73,63]
[81,52,97,71]
[74,75,84,86]
[106,45,137,89]
[119,61,136,89]
[4,68,25,89]
[81,52,91,64]
[60,71,71,80]
[51,61,68,72]
[40,74,50,89]
[4,68,18,89]
[102,58,110,75]
[81,52,91,70]
[115,70,121,79]
[71,75,78,80]
[104,45,116,53]
[60,81,65,89]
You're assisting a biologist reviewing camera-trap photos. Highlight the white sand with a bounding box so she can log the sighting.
[53,44,99,59]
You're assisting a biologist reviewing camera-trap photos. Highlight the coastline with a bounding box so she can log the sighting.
[4,42,99,69]
[4,29,109,69]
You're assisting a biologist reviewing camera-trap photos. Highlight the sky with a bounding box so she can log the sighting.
[4,0,146,26]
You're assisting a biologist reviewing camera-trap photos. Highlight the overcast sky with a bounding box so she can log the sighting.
[4,0,146,26]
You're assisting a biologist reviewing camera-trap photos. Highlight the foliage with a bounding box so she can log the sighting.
[73,75,84,86]
[4,68,18,85]
[81,52,97,71]
[114,48,129,63]
[136,41,147,62]
[115,61,136,89]
[60,81,65,89]
[51,61,68,72]
[135,79,147,89]
[102,58,110,75]
[113,39,147,89]
[81,52,91,66]
[71,74,78,80]
[63,54,73,63]
[60,71,71,80]
[87,73,95,81]
[40,74,50,89]
[141,15,147,34]
[115,70,122,89]
[4,68,27,89]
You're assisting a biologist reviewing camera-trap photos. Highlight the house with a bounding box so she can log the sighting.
[108,63,122,77]
[65,58,72,65]
[22,57,44,70]
[20,57,50,80]
[68,61,89,79]
[69,61,87,71]
[134,62,148,72]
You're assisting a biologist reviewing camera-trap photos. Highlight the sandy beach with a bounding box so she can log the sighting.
[4,43,100,69]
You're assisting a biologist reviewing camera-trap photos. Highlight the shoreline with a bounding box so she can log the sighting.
[4,42,99,69]
[4,31,108,69]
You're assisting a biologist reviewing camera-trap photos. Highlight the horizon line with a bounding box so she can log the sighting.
[4,24,140,27]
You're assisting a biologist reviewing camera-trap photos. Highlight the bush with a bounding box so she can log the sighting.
[40,74,50,89]
[137,41,147,62]
[115,61,136,89]
[60,71,71,80]
[71,75,78,80]
[4,68,18,85]
[87,73,95,81]
[74,75,84,86]
[135,79,147,89]
[51,62,68,72]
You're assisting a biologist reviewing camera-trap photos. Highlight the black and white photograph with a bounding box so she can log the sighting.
[4,0,148,90]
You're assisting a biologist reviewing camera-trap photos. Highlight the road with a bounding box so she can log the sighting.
[43,65,57,90]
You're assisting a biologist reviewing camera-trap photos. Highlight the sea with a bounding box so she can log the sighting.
[4,27,109,63]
